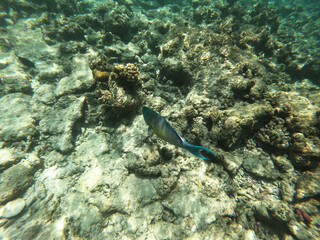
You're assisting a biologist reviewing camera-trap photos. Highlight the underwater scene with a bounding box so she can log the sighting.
[0,0,319,239]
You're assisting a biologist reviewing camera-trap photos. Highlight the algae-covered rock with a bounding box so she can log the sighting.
[43,150,66,167]
[1,73,31,94]
[253,200,294,223]
[218,151,243,175]
[32,84,56,105]
[268,201,294,223]
[242,149,280,180]
[30,84,57,121]
[272,91,320,167]
[271,155,294,174]
[59,192,103,237]
[103,3,134,39]
[219,103,273,149]
[162,179,236,229]
[0,162,36,204]
[160,57,192,86]
[279,177,296,203]
[115,174,159,213]
[39,95,85,152]
[0,148,18,171]
[55,56,95,96]
[0,93,37,141]
[295,170,320,200]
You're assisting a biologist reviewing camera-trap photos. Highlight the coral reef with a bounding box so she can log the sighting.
[0,0,319,239]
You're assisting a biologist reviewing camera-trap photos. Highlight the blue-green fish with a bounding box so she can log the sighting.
[142,106,217,160]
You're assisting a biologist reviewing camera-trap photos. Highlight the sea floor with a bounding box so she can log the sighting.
[0,1,319,239]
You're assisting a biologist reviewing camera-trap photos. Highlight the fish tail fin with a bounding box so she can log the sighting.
[182,141,217,160]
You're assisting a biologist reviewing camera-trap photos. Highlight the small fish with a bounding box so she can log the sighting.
[106,57,118,65]
[17,56,35,68]
[142,106,217,160]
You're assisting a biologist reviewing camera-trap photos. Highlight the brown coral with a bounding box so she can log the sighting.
[111,63,140,89]
[96,63,142,120]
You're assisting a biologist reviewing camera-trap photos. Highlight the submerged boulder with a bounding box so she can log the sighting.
[0,162,36,204]
[39,95,85,153]
[0,93,37,141]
